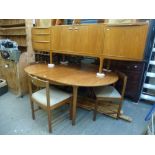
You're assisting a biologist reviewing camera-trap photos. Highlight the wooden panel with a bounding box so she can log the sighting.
[51,25,74,51]
[0,58,18,93]
[0,19,25,27]
[32,42,50,51]
[50,26,61,50]
[4,27,26,36]
[0,53,29,95]
[32,28,50,34]
[32,35,50,42]
[32,28,51,51]
[103,24,148,60]
[51,24,104,56]
[0,19,33,95]
[58,26,74,52]
[72,24,103,55]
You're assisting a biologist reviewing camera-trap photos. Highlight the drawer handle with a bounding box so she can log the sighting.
[134,65,138,68]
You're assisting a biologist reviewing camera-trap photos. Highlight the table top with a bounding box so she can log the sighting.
[24,63,118,87]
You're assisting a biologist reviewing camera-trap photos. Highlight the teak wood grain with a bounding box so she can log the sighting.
[103,24,148,60]
[32,27,51,51]
[32,23,149,73]
[25,64,118,87]
[51,24,103,56]
[24,63,118,125]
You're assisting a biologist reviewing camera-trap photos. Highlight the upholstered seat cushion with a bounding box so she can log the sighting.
[94,86,121,98]
[32,86,72,106]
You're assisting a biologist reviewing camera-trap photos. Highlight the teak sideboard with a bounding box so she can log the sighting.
[31,23,149,72]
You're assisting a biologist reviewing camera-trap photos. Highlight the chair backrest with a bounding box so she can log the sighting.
[28,74,50,106]
[114,71,127,99]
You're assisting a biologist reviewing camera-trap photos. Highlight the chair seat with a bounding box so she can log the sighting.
[94,86,121,98]
[32,86,72,106]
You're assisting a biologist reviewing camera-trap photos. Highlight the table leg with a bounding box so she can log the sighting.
[72,86,78,125]
[99,57,104,73]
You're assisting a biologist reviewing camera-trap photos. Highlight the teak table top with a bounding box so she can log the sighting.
[24,63,118,87]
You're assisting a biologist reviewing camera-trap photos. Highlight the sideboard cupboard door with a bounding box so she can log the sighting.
[103,24,148,61]
[72,24,103,56]
[51,24,104,57]
[51,25,74,52]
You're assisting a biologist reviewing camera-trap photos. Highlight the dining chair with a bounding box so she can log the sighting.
[93,71,127,121]
[28,74,73,133]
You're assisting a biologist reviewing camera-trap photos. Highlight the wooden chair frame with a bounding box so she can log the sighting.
[93,71,127,121]
[28,74,73,133]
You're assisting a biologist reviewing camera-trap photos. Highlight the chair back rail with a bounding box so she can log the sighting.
[28,74,51,107]
[115,71,127,99]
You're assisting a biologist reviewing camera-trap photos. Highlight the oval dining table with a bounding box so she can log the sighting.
[24,63,118,125]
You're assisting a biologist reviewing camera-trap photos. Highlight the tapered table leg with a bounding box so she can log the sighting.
[72,86,78,125]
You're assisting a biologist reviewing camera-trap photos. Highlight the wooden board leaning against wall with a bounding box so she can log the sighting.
[32,22,149,73]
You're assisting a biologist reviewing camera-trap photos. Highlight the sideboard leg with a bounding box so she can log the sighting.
[99,58,104,73]
[50,52,52,64]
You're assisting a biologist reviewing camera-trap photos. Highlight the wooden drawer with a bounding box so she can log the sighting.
[32,42,50,51]
[32,28,50,34]
[32,35,50,42]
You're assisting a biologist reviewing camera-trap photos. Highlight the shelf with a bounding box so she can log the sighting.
[0,26,26,36]
[0,27,26,30]
[0,23,25,27]
[0,34,26,36]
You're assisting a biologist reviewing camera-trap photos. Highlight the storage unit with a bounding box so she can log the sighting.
[0,19,34,95]
[32,23,148,72]
[0,20,27,47]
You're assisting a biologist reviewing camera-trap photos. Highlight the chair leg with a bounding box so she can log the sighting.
[47,110,52,133]
[69,102,73,120]
[93,100,98,121]
[30,100,35,120]
[117,102,123,119]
